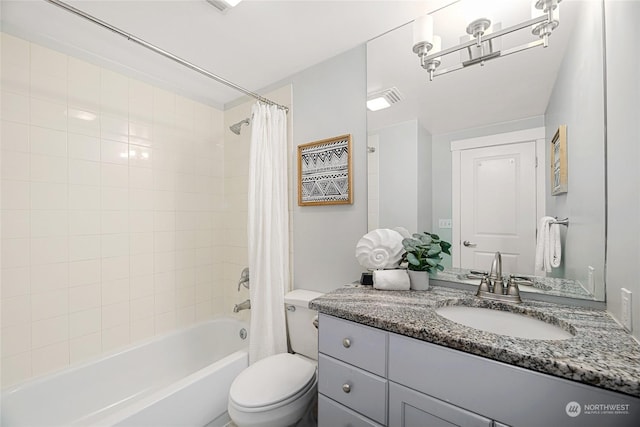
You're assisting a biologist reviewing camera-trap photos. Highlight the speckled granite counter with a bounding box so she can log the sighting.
[309,285,640,398]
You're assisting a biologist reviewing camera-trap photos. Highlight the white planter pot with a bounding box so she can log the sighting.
[407,270,430,291]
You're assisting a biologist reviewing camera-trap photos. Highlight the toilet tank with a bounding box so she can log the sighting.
[285,289,324,360]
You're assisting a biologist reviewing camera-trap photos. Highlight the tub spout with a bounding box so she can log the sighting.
[233,299,251,313]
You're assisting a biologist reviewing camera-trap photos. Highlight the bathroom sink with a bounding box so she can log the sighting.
[435,306,573,340]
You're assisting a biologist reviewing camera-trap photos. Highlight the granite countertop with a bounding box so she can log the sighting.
[309,285,640,398]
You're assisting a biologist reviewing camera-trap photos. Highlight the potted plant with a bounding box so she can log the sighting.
[401,232,452,290]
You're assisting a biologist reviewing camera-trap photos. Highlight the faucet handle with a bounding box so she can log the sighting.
[506,276,520,297]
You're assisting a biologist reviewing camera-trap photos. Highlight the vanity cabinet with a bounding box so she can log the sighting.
[317,314,387,426]
[388,382,492,427]
[318,313,640,427]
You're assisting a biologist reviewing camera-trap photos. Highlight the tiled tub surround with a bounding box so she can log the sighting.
[310,285,640,398]
[0,33,228,387]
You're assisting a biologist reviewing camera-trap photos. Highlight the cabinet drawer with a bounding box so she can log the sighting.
[318,354,387,425]
[318,395,384,427]
[319,314,387,376]
[389,382,492,427]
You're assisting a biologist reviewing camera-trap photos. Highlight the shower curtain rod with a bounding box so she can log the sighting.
[44,0,289,112]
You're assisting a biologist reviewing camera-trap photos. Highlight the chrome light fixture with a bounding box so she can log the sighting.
[413,0,562,81]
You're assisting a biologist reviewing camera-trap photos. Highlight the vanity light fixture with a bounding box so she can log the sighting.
[367,87,404,112]
[413,0,562,81]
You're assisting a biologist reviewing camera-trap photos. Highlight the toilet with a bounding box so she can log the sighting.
[228,289,324,427]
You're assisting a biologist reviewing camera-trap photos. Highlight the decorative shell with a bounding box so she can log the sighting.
[355,228,405,270]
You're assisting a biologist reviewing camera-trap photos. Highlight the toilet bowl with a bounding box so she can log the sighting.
[228,353,317,427]
[228,290,323,427]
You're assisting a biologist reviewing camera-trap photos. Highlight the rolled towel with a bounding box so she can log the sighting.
[373,269,410,291]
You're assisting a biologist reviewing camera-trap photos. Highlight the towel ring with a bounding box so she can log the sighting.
[551,217,569,226]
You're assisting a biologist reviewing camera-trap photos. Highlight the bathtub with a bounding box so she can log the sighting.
[1,318,249,427]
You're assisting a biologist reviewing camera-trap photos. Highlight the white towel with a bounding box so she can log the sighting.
[535,216,562,272]
[373,269,410,291]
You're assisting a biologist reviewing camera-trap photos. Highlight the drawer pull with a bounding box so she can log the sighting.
[342,383,351,393]
[342,338,351,348]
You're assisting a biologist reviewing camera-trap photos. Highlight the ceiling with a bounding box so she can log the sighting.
[367,0,580,134]
[1,0,580,132]
[1,0,456,108]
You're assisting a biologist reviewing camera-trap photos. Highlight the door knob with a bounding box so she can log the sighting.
[463,240,477,247]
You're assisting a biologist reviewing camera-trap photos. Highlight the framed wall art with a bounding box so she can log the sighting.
[550,125,568,196]
[298,134,353,206]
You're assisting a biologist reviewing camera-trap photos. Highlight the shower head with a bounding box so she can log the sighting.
[230,118,251,135]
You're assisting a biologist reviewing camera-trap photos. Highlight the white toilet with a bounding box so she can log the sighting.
[228,289,324,427]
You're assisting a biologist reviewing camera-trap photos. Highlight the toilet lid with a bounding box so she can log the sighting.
[229,353,316,409]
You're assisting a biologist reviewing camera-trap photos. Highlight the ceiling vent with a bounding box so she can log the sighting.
[367,87,404,111]
[206,0,242,13]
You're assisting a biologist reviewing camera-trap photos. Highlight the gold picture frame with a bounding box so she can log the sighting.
[298,134,353,206]
[551,125,568,195]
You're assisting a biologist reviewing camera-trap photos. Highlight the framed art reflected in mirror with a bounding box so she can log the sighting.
[551,125,568,196]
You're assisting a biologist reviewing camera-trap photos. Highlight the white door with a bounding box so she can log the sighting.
[459,141,537,275]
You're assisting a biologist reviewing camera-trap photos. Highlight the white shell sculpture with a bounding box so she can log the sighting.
[355,228,405,270]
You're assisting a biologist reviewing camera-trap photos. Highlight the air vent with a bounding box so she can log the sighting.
[206,0,242,13]
[367,87,404,111]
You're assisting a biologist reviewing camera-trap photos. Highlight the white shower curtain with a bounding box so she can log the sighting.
[247,102,290,364]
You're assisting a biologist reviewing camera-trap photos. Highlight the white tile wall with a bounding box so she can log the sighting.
[1,33,225,387]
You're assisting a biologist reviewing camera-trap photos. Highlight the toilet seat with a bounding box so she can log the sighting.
[229,353,317,411]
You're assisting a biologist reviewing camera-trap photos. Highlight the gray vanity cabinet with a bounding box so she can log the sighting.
[317,314,387,427]
[318,313,640,427]
[388,382,493,427]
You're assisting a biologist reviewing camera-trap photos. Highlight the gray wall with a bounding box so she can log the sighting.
[369,119,433,234]
[417,122,433,233]
[288,46,368,293]
[544,0,606,298]
[605,0,640,339]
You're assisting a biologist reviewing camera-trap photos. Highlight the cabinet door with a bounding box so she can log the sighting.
[388,382,492,427]
[318,395,385,427]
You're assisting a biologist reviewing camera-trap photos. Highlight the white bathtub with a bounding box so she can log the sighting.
[1,318,249,427]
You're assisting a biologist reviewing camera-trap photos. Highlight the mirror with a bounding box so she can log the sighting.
[366,0,606,301]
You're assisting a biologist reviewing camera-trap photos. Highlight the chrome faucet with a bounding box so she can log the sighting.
[237,267,250,291]
[233,299,251,313]
[489,252,504,294]
[476,251,522,303]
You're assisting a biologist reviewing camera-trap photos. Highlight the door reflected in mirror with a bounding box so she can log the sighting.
[367,0,606,301]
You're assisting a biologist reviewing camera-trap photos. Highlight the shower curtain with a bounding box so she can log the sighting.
[247,102,290,364]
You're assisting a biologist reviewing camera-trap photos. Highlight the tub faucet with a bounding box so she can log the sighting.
[238,267,250,291]
[233,299,251,313]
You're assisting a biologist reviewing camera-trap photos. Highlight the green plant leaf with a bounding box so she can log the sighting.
[426,258,438,267]
[406,253,421,266]
[427,246,442,256]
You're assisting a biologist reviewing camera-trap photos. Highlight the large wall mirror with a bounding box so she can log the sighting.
[367,0,606,301]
